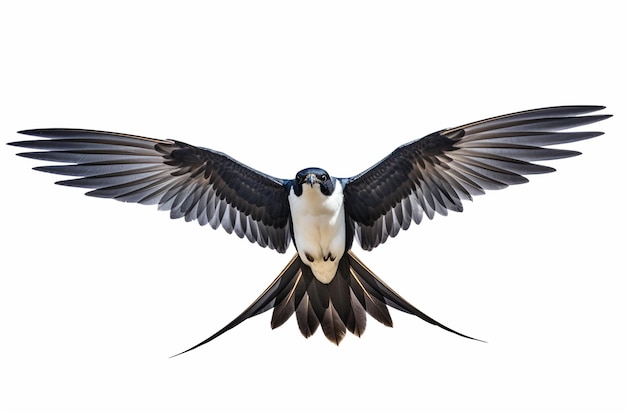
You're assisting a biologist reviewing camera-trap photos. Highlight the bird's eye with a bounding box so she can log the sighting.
[320,174,328,181]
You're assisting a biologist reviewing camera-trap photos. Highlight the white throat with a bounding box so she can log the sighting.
[288,180,346,284]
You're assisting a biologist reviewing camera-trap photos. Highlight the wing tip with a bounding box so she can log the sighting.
[16,128,61,137]
[536,104,609,114]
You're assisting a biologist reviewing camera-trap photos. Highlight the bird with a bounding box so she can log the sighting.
[9,105,610,355]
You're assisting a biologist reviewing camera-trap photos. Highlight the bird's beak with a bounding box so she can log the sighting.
[305,174,316,187]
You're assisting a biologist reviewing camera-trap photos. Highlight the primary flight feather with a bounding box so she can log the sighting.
[9,105,611,355]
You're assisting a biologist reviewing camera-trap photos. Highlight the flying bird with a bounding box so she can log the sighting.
[9,105,610,355]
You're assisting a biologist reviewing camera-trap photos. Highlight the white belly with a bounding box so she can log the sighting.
[288,181,346,284]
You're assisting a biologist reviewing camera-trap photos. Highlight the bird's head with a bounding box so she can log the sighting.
[294,167,335,196]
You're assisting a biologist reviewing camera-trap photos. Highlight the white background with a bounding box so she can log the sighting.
[1,1,624,416]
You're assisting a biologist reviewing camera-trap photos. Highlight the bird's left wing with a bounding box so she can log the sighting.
[342,106,611,250]
[10,129,292,252]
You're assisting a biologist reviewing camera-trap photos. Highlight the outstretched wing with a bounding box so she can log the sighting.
[342,105,611,250]
[10,129,292,252]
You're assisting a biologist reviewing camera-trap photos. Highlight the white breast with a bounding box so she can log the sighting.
[288,180,346,284]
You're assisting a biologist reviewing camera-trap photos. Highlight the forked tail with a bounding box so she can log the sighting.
[173,251,479,356]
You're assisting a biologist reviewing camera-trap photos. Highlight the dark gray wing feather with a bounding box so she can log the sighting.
[9,129,292,252]
[342,105,611,250]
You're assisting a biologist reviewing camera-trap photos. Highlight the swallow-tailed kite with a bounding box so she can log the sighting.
[9,105,610,355]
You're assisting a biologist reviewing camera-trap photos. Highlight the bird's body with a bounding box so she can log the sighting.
[288,173,346,283]
[8,105,611,355]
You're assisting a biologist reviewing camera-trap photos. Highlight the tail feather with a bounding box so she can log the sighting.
[347,289,367,336]
[294,293,320,338]
[347,262,394,327]
[321,304,346,345]
[270,268,300,329]
[306,275,329,325]
[174,250,479,355]
[348,253,480,341]
[170,255,299,357]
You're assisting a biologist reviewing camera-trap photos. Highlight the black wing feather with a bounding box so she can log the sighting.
[9,129,292,253]
[342,106,610,250]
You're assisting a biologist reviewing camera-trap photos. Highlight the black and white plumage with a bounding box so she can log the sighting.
[9,105,610,354]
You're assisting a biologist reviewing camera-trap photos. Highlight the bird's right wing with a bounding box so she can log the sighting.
[10,129,293,252]
[342,106,611,250]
